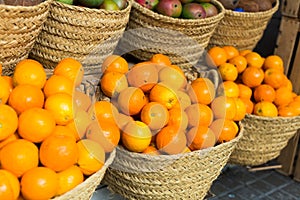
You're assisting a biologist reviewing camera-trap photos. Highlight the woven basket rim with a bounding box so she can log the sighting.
[131,0,225,24]
[244,113,300,121]
[0,0,53,10]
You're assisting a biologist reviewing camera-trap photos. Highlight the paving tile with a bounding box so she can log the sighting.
[281,181,300,198]
[234,186,263,200]
[210,180,231,196]
[248,179,277,194]
[262,171,293,187]
[260,189,298,200]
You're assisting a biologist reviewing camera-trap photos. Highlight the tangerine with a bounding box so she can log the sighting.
[264,68,285,89]
[141,102,169,130]
[0,76,11,104]
[0,104,18,141]
[253,101,278,117]
[167,107,189,130]
[228,55,247,73]
[0,169,20,200]
[253,84,276,102]
[222,45,239,60]
[206,46,227,67]
[210,119,239,143]
[118,87,147,115]
[101,55,129,74]
[100,71,128,98]
[218,63,238,81]
[241,66,264,88]
[185,103,213,127]
[244,52,264,68]
[263,55,284,73]
[149,82,178,109]
[186,125,216,150]
[43,75,74,98]
[150,54,172,66]
[187,77,215,105]
[211,96,237,120]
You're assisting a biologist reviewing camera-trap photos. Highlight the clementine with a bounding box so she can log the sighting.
[187,77,215,104]
[185,103,213,127]
[206,46,227,67]
[101,55,128,74]
[274,87,294,106]
[244,52,264,68]
[253,84,276,102]
[253,101,278,117]
[0,169,20,200]
[158,66,187,90]
[210,119,239,143]
[141,102,169,130]
[186,125,216,151]
[150,53,172,66]
[149,82,178,109]
[228,55,247,73]
[218,63,238,81]
[43,75,74,98]
[211,96,237,120]
[237,83,252,99]
[241,66,264,88]
[263,55,284,73]
[167,107,189,130]
[222,45,239,60]
[0,76,11,104]
[264,68,285,89]
[118,87,147,115]
[0,104,18,141]
[100,71,128,98]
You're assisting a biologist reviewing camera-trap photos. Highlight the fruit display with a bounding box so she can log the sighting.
[56,0,128,10]
[98,53,244,155]
[0,58,116,199]
[206,45,300,117]
[135,0,219,18]
[218,0,276,12]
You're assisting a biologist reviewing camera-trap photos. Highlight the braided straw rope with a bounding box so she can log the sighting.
[29,0,132,75]
[229,114,300,166]
[117,0,225,71]
[208,0,279,50]
[0,0,52,76]
[103,124,243,200]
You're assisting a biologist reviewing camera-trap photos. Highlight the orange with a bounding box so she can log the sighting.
[76,139,106,176]
[206,46,228,67]
[44,93,74,125]
[142,145,160,155]
[50,125,77,141]
[238,83,252,99]
[222,45,239,60]
[73,108,93,139]
[93,100,119,124]
[232,97,247,121]
[288,101,300,115]
[73,90,92,112]
[241,66,264,88]
[101,55,129,74]
[185,103,213,127]
[149,82,178,109]
[244,52,264,68]
[150,54,172,66]
[169,64,185,77]
[210,119,239,143]
[221,80,239,98]
[118,87,147,116]
[12,59,46,89]
[2,76,13,93]
[0,169,20,200]
[211,96,237,120]
[20,167,58,200]
[186,125,216,151]
[8,84,44,114]
[0,139,39,178]
[0,132,19,149]
[263,55,284,73]
[141,102,169,130]
[56,165,84,196]
[218,63,238,81]
[0,76,11,104]
[43,75,74,98]
[18,108,56,143]
[86,120,120,153]
[187,77,215,105]
[173,90,192,110]
[54,57,84,87]
[278,104,298,117]
[40,135,78,172]
[264,68,285,89]
[228,55,247,73]
[181,146,192,153]
[115,113,134,131]
[281,76,293,91]
[295,96,300,102]
[158,66,187,90]
[239,49,252,56]
[0,104,18,141]
[240,97,254,114]
[121,121,152,153]
[156,125,187,155]
[253,101,278,117]
[100,71,128,98]
[167,107,189,130]
[127,62,158,92]
[274,87,294,106]
[0,64,2,75]
[253,84,276,102]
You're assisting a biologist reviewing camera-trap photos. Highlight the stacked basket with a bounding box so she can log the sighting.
[29,0,132,76]
[208,0,279,50]
[0,0,52,76]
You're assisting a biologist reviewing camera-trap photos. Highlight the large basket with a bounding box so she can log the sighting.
[229,114,300,166]
[29,0,132,75]
[115,0,225,72]
[103,125,243,200]
[208,0,279,50]
[0,0,52,76]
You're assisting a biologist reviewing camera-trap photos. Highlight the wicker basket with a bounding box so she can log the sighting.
[29,0,132,75]
[208,0,279,50]
[103,124,243,200]
[114,0,225,72]
[229,114,300,167]
[0,0,52,76]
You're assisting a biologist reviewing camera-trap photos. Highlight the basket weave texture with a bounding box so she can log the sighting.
[115,0,225,71]
[29,0,132,75]
[103,125,243,200]
[208,0,279,50]
[0,0,52,76]
[229,114,300,166]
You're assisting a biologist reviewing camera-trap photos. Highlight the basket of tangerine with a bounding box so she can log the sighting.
[0,58,117,199]
[205,45,300,167]
[88,53,246,199]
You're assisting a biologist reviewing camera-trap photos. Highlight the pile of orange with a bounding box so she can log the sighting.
[99,53,243,156]
[207,46,300,117]
[0,58,113,199]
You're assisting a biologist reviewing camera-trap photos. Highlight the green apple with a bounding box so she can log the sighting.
[56,0,74,5]
[78,0,104,7]
[100,0,120,10]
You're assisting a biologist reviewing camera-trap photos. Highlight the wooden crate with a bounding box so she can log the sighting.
[281,0,300,18]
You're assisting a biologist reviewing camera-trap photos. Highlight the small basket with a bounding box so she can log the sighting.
[0,0,52,76]
[29,0,132,75]
[229,114,300,166]
[103,124,243,200]
[115,0,225,71]
[208,0,279,50]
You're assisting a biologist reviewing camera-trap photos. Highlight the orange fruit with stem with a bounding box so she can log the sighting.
[211,96,237,120]
[158,65,187,90]
[241,66,264,88]
[150,53,172,66]
[186,125,216,150]
[8,84,44,114]
[0,139,39,178]
[187,77,215,105]
[20,167,58,200]
[100,71,128,98]
[222,45,239,60]
[0,76,11,104]
[244,52,264,68]
[13,59,46,88]
[18,108,56,143]
[185,103,213,127]
[210,119,239,143]
[167,107,189,130]
[43,75,74,98]
[156,125,187,155]
[253,84,276,102]
[76,139,106,176]
[218,63,238,81]
[101,55,128,74]
[141,102,169,130]
[0,169,20,200]
[149,82,178,109]
[40,135,78,172]
[253,101,278,117]
[0,104,18,141]
[238,83,252,99]
[274,87,294,106]
[206,46,227,67]
[54,57,84,87]
[264,68,285,89]
[263,55,284,73]
[228,55,247,73]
